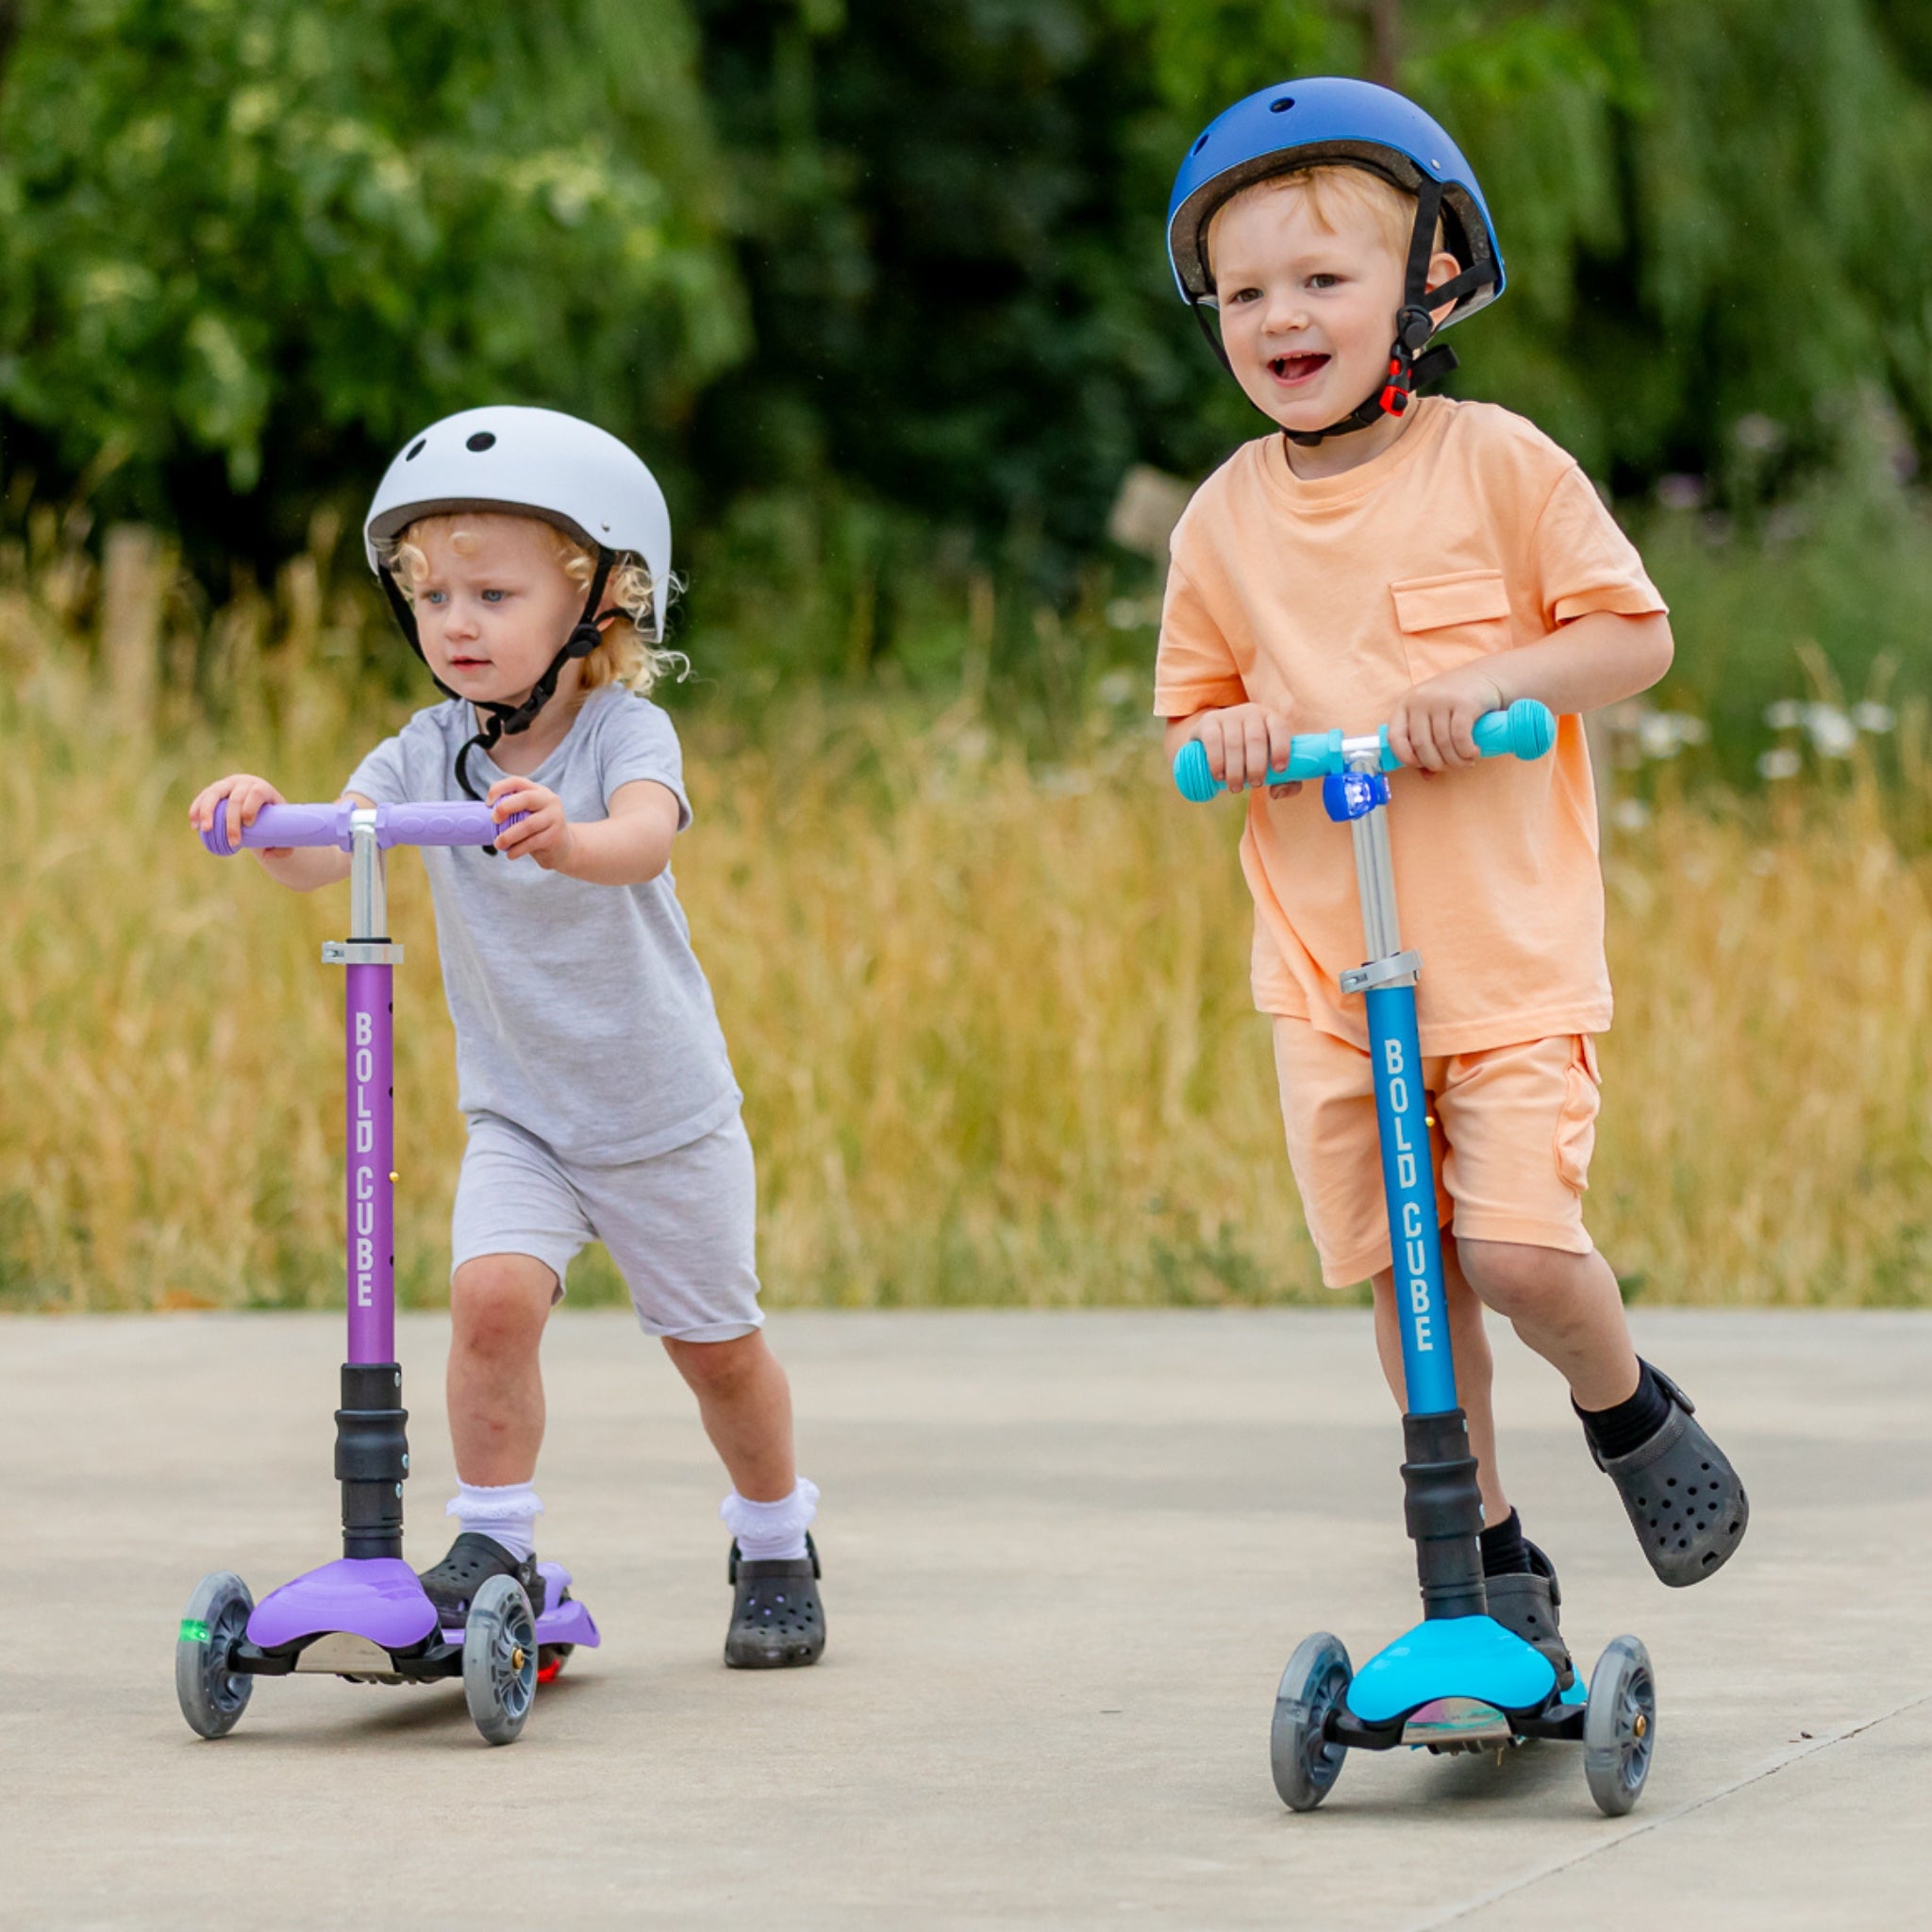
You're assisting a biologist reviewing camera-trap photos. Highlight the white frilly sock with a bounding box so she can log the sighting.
[448,1480,543,1562]
[720,1477,820,1562]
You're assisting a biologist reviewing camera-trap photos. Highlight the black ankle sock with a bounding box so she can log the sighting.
[1576,1359,1674,1461]
[1479,1507,1532,1577]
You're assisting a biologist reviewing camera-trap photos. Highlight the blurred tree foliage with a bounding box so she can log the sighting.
[0,0,743,563]
[4,0,1932,602]
[688,0,1207,595]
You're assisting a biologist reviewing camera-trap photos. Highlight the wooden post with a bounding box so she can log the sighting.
[101,524,163,730]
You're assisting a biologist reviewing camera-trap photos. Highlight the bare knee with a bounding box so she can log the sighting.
[1455,1239,1581,1320]
[662,1329,769,1397]
[451,1256,555,1358]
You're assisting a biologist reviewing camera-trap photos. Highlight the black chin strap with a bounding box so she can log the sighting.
[1191,297,1235,374]
[1281,333,1460,447]
[377,549,621,848]
[453,549,618,821]
[378,567,459,702]
[1281,178,1493,448]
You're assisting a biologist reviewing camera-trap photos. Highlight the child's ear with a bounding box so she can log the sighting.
[1424,247,1464,327]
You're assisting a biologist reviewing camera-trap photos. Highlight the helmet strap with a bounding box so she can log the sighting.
[435,548,618,846]
[1189,297,1233,374]
[1277,177,1495,449]
[377,566,459,703]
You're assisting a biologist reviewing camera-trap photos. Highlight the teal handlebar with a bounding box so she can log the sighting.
[1171,699,1556,802]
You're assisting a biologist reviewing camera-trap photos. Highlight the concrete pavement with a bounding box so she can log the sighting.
[6,1308,1928,1929]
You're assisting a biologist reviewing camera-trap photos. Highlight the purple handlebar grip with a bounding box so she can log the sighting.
[202,800,524,854]
[377,802,526,847]
[201,801,343,855]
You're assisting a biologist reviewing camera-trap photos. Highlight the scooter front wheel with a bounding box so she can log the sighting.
[1271,1632,1353,1811]
[176,1571,255,1740]
[1583,1634,1657,1816]
[463,1574,538,1745]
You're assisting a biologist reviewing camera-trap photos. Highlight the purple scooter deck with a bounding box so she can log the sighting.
[246,1555,600,1656]
[248,1557,439,1652]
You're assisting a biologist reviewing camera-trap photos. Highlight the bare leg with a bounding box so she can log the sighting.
[446,1254,556,1486]
[661,1330,798,1501]
[1456,1240,1640,1413]
[1371,1242,1510,1524]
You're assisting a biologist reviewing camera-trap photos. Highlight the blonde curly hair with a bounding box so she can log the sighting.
[380,512,688,697]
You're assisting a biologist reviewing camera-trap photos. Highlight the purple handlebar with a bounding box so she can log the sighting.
[203,800,522,855]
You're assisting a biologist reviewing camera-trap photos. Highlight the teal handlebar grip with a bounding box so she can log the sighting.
[1470,697,1557,762]
[1172,699,1555,801]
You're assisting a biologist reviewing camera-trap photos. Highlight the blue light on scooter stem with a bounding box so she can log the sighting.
[1367,983,1457,1417]
[1322,769,1390,823]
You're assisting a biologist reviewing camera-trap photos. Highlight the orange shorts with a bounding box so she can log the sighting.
[1271,1021,1602,1289]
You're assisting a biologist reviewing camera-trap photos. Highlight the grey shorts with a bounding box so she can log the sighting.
[451,1111,762,1342]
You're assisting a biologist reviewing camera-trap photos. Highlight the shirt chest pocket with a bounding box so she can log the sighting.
[1391,569,1513,683]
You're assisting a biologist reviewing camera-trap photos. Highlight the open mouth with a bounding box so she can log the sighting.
[1269,351,1330,386]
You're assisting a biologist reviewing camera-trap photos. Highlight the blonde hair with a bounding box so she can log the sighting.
[380,512,689,698]
[1208,163,1443,281]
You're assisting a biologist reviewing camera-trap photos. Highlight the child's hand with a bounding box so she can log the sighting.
[488,777,575,870]
[1187,703,1302,797]
[188,774,291,855]
[1387,666,1507,775]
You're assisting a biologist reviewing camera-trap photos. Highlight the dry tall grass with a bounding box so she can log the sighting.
[4,549,1928,1311]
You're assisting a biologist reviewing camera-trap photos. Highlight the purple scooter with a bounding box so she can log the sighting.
[175,799,599,1745]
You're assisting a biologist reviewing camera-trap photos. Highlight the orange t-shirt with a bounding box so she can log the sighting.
[1154,396,1665,1055]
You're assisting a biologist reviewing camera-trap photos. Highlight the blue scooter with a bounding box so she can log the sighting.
[1174,701,1655,1818]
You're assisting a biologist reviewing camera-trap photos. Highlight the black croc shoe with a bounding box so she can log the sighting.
[1591,1364,1750,1587]
[724,1532,824,1669]
[1484,1540,1575,1690]
[420,1531,546,1626]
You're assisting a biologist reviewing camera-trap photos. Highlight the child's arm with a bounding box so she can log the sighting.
[1161,705,1304,797]
[484,775,679,886]
[1388,610,1674,773]
[187,774,368,890]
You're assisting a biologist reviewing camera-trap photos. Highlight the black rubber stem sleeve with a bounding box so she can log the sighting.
[336,1361,409,1561]
[1401,1408,1489,1621]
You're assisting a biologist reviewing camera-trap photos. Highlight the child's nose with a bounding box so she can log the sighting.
[1264,291,1309,333]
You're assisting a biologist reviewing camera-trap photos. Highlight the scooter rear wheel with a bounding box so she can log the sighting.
[1583,1634,1657,1816]
[1271,1632,1353,1811]
[176,1572,255,1740]
[463,1574,538,1745]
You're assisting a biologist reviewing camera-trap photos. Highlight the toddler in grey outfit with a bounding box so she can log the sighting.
[192,406,824,1669]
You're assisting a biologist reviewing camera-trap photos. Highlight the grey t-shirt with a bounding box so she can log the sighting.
[344,686,741,1166]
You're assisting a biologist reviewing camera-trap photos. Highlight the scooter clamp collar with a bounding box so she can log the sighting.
[1340,950,1421,994]
[323,941,405,966]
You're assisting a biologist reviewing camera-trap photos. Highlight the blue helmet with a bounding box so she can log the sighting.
[1167,78,1505,442]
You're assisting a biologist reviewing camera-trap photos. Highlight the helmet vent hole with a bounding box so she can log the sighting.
[1270,96,1294,113]
[466,431,497,452]
[1191,132,1209,155]
[405,439,425,460]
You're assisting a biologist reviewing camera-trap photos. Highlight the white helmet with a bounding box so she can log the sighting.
[364,404,672,640]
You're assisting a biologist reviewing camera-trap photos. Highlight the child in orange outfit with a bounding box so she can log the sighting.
[1157,79,1747,1673]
